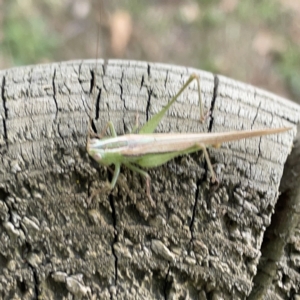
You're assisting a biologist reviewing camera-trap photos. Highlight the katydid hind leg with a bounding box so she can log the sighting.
[137,144,217,183]
[139,74,206,134]
[137,149,201,168]
[196,143,217,183]
[194,74,210,122]
[130,111,140,134]
[123,162,156,207]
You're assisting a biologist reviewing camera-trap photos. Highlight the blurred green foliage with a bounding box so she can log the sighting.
[1,1,59,66]
[277,45,300,98]
[237,0,281,24]
[0,0,300,101]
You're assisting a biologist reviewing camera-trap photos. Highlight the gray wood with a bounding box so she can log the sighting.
[248,127,300,300]
[0,59,299,299]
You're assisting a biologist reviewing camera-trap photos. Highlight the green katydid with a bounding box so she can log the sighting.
[87,73,291,206]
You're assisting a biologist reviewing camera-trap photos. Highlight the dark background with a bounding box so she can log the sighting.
[1,0,300,102]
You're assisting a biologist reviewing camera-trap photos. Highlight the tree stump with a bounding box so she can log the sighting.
[0,60,299,299]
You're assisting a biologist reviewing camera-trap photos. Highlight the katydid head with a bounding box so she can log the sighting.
[87,136,126,167]
[87,138,107,165]
[88,142,101,160]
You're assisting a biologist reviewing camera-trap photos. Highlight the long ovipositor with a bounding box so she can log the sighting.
[88,127,291,157]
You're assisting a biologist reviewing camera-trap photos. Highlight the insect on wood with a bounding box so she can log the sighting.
[86,68,291,206]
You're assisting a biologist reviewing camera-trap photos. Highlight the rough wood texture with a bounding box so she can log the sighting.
[0,59,299,299]
[248,128,300,300]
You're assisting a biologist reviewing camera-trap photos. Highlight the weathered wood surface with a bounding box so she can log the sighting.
[0,59,299,299]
